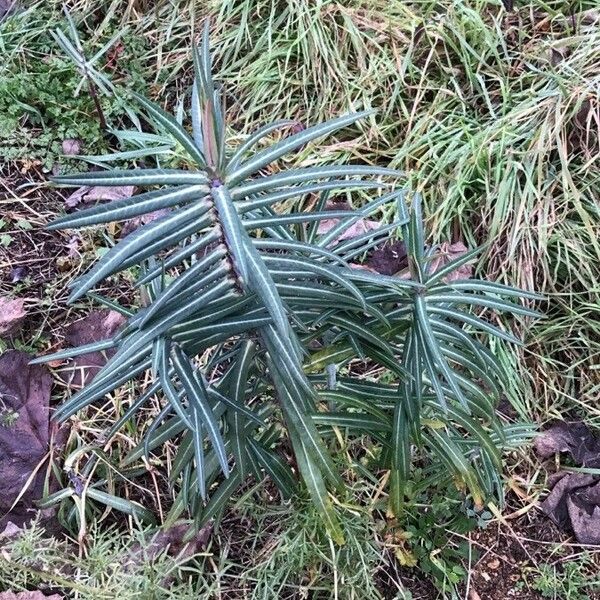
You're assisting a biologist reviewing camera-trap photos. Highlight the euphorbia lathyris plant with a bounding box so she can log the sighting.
[37,25,539,542]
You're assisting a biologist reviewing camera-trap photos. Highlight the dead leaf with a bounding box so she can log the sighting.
[394,547,418,567]
[535,421,600,467]
[0,0,21,20]
[64,185,135,209]
[537,422,600,544]
[567,481,600,545]
[0,297,26,337]
[129,522,211,563]
[367,241,408,275]
[0,351,52,529]
[61,138,82,156]
[55,257,72,273]
[9,267,28,283]
[540,473,600,544]
[579,9,600,24]
[0,521,21,540]
[348,263,377,272]
[55,310,126,388]
[312,200,383,244]
[120,208,170,238]
[125,522,211,584]
[567,98,599,161]
[428,241,473,282]
[317,217,380,243]
[0,593,63,600]
[65,235,81,258]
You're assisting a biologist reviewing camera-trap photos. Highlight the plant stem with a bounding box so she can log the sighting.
[87,78,107,131]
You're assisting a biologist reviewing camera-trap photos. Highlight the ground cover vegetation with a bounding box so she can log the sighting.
[0,0,599,598]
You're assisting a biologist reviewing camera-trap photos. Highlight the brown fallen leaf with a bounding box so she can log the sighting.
[367,241,408,275]
[64,185,135,209]
[539,472,600,544]
[9,267,28,283]
[0,351,52,529]
[61,138,82,156]
[0,592,63,600]
[120,208,170,238]
[124,522,211,587]
[348,262,377,272]
[536,422,600,544]
[65,235,81,258]
[55,310,126,388]
[428,241,473,282]
[317,217,380,244]
[127,522,212,566]
[535,421,600,468]
[0,521,22,540]
[0,297,26,337]
[0,0,21,20]
[567,481,600,545]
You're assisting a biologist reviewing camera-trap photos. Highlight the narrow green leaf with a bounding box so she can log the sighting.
[190,406,206,499]
[248,439,297,499]
[318,189,406,248]
[244,210,358,231]
[312,412,390,432]
[237,180,385,214]
[132,93,207,166]
[228,111,374,185]
[268,357,341,488]
[426,429,484,506]
[426,293,540,318]
[30,338,117,364]
[171,345,229,477]
[72,145,174,164]
[231,165,400,200]
[139,250,227,326]
[135,227,220,286]
[228,120,295,170]
[252,239,350,267]
[197,471,241,526]
[428,306,523,345]
[262,256,366,309]
[48,185,207,230]
[425,246,483,285]
[69,200,210,301]
[159,343,194,430]
[415,296,469,411]
[54,358,151,421]
[243,238,290,340]
[429,280,543,301]
[52,168,208,187]
[390,400,410,516]
[86,488,157,524]
[292,430,344,545]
